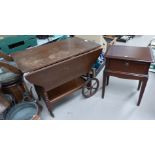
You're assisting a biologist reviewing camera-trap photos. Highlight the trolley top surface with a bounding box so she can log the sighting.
[12,37,101,73]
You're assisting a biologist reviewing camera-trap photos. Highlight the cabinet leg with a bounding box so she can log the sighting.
[137,80,141,91]
[137,78,148,106]
[102,71,107,98]
[106,76,109,86]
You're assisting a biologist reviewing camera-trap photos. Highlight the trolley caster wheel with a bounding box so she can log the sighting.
[82,78,99,98]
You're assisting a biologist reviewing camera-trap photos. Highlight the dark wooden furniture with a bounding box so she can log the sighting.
[0,51,25,103]
[102,45,154,106]
[12,37,102,116]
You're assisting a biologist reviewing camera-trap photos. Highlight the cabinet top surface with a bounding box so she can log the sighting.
[11,37,101,73]
[106,45,154,62]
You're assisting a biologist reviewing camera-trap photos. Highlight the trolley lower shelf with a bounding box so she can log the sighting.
[46,77,85,103]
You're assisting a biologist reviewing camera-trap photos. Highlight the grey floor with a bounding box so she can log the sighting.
[39,35,155,120]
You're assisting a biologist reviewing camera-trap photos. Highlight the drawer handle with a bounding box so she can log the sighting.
[125,62,129,67]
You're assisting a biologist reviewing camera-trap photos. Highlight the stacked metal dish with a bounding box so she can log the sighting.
[5,96,40,120]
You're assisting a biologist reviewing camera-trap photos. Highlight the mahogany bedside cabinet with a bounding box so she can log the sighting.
[102,45,154,106]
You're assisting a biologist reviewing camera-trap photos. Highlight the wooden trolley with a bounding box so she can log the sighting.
[12,37,102,117]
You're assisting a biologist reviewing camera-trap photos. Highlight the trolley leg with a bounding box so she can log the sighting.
[50,110,55,118]
[46,103,55,118]
[92,68,96,78]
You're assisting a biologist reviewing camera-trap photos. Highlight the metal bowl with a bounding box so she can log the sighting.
[5,102,38,120]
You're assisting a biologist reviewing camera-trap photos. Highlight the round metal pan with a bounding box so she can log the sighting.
[5,102,38,120]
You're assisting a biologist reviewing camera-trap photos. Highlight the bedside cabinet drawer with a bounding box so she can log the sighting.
[107,59,150,74]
